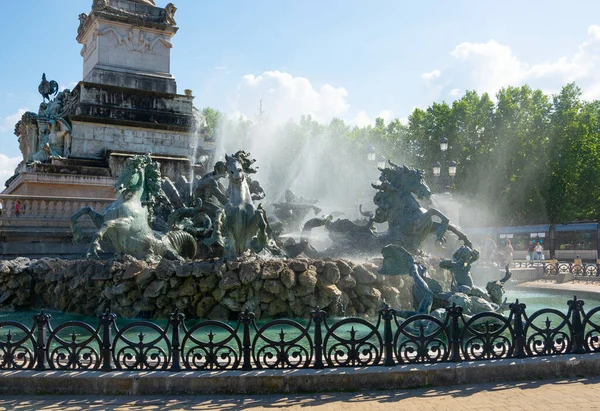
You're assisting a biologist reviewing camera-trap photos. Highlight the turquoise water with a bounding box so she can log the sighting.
[505,289,600,313]
[2,289,599,326]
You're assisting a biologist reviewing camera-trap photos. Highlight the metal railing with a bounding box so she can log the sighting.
[480,261,600,278]
[1,298,599,372]
[542,262,600,277]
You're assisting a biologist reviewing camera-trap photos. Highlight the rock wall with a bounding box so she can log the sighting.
[0,256,430,320]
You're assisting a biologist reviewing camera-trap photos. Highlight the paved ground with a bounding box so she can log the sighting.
[1,376,600,410]
[518,279,600,297]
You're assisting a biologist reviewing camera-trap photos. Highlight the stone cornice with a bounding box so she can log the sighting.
[69,113,192,133]
[77,81,191,100]
[63,81,195,132]
[77,1,178,44]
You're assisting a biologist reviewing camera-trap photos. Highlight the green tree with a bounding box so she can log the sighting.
[548,84,600,222]
[490,85,551,225]
[201,107,225,142]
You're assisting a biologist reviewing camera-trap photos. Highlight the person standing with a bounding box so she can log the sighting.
[483,234,497,264]
[505,239,514,267]
[528,241,535,265]
[535,241,544,264]
[15,200,21,217]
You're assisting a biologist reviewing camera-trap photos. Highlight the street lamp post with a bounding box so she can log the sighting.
[367,146,376,162]
[366,146,388,173]
[432,137,456,193]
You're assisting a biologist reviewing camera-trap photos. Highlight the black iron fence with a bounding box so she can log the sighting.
[1,298,600,372]
[540,262,600,277]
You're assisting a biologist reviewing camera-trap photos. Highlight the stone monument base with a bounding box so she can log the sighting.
[0,151,207,259]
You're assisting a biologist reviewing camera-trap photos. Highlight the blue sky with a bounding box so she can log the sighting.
[2,0,600,184]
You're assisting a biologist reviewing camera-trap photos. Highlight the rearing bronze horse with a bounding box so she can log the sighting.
[208,151,271,256]
[303,161,470,256]
[372,161,471,253]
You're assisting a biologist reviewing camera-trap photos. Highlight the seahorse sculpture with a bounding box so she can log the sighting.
[70,154,197,261]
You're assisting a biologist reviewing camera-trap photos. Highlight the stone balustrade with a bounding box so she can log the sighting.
[0,194,114,220]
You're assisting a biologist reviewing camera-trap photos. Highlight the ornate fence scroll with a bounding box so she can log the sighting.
[1,298,600,372]
[542,262,600,278]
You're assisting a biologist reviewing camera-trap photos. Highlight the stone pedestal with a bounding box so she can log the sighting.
[1,0,212,259]
[78,0,178,94]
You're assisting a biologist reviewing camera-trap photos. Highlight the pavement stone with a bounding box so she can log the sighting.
[518,279,600,295]
[1,376,600,410]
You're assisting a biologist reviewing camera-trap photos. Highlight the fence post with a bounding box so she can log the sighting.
[568,296,585,354]
[239,309,255,371]
[99,310,116,371]
[33,311,50,371]
[447,304,463,362]
[574,257,583,276]
[510,300,527,358]
[311,307,326,369]
[169,308,185,372]
[380,302,395,366]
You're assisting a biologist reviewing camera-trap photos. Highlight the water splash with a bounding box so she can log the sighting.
[189,109,207,196]
[213,119,383,222]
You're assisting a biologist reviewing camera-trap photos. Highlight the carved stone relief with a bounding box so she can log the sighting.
[97,26,172,53]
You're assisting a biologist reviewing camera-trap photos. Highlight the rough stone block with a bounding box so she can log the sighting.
[353,265,377,284]
[322,262,341,284]
[219,271,241,291]
[143,280,167,298]
[240,262,260,284]
[263,280,284,295]
[280,268,296,288]
[289,260,308,272]
[178,278,197,297]
[195,296,216,318]
[261,260,284,280]
[336,260,353,276]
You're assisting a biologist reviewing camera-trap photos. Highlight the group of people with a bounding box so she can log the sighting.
[480,234,544,266]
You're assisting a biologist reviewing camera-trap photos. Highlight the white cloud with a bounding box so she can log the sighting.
[422,25,600,100]
[449,88,461,97]
[421,69,441,86]
[353,110,371,127]
[351,109,395,127]
[231,71,399,128]
[0,108,27,133]
[377,110,395,123]
[232,71,350,123]
[447,40,524,96]
[0,154,21,188]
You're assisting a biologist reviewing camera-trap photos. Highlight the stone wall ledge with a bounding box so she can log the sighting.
[6,172,118,189]
[0,354,598,395]
[0,195,114,220]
